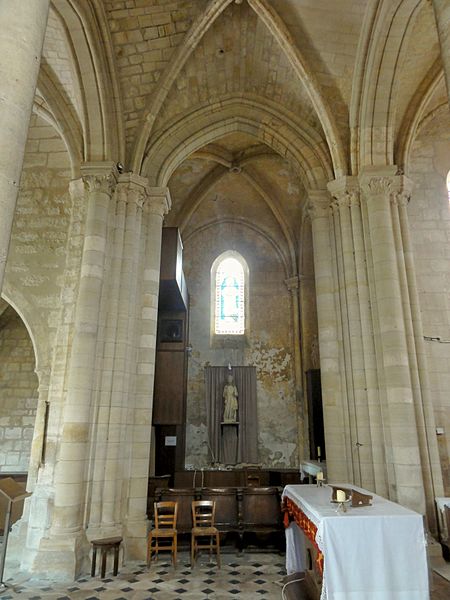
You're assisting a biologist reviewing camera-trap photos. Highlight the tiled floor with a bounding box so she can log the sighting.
[1,552,449,599]
[0,552,287,599]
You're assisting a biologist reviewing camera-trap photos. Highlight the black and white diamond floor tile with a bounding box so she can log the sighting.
[2,553,286,599]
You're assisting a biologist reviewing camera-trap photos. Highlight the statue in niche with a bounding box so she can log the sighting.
[311,334,320,369]
[223,374,239,422]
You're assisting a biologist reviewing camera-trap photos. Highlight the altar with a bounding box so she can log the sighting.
[283,484,429,600]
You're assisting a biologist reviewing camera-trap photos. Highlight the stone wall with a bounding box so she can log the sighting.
[183,222,298,469]
[408,105,450,494]
[0,306,38,472]
[4,112,72,373]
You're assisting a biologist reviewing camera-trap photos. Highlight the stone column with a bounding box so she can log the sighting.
[432,0,450,103]
[349,189,388,496]
[102,175,146,531]
[307,190,351,482]
[0,0,50,290]
[328,177,376,490]
[360,171,426,514]
[392,191,444,531]
[36,163,118,578]
[123,186,171,559]
[285,276,304,463]
[13,178,88,575]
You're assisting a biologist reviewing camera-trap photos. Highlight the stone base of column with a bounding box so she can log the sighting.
[30,531,91,581]
[123,516,149,560]
[6,483,54,575]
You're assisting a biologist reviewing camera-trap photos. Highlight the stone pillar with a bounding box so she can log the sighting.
[35,163,118,579]
[99,175,147,532]
[285,276,304,463]
[392,191,444,531]
[432,0,450,103]
[360,171,426,514]
[307,190,351,482]
[348,188,388,497]
[11,178,88,576]
[123,186,171,559]
[328,177,376,490]
[0,0,50,289]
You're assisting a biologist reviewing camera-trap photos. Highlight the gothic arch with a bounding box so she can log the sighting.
[131,0,345,177]
[0,291,44,377]
[177,163,297,277]
[184,218,291,278]
[50,0,125,163]
[142,95,333,191]
[35,66,83,177]
[247,0,347,177]
[396,60,445,173]
[350,0,424,171]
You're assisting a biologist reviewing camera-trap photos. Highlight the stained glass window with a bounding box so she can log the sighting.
[215,257,245,335]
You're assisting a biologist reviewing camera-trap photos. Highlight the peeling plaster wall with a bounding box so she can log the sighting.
[408,105,450,494]
[183,222,298,469]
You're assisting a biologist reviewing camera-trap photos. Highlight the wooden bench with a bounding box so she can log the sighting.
[154,486,282,549]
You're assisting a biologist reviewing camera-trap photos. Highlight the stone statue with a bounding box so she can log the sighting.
[223,374,238,422]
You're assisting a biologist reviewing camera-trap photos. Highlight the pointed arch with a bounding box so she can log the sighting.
[131,0,345,177]
[130,0,235,173]
[184,217,291,279]
[247,0,346,177]
[143,95,333,191]
[177,161,296,277]
[51,0,125,163]
[36,64,83,177]
[396,59,444,172]
[0,291,45,375]
[350,0,423,170]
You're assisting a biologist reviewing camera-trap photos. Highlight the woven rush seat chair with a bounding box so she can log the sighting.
[191,500,220,568]
[148,501,178,567]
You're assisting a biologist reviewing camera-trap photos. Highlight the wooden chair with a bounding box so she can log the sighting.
[191,500,221,568]
[148,501,178,567]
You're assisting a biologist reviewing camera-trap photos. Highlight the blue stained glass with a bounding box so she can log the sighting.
[214,256,245,335]
[220,276,239,320]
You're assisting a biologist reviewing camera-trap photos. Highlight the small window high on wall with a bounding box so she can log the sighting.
[447,171,450,202]
[212,252,248,335]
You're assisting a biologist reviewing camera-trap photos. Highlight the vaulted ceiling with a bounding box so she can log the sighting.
[30,0,447,271]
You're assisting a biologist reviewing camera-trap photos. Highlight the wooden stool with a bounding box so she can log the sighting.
[90,536,122,578]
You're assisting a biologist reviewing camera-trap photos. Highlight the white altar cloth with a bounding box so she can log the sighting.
[283,484,429,600]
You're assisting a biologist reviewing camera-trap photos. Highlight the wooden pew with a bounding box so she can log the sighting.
[155,488,200,533]
[201,487,239,534]
[153,485,283,550]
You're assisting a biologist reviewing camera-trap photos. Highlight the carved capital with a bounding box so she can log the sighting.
[327,176,359,209]
[364,176,393,196]
[360,172,414,206]
[306,190,331,221]
[143,186,172,217]
[395,191,411,208]
[81,162,119,195]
